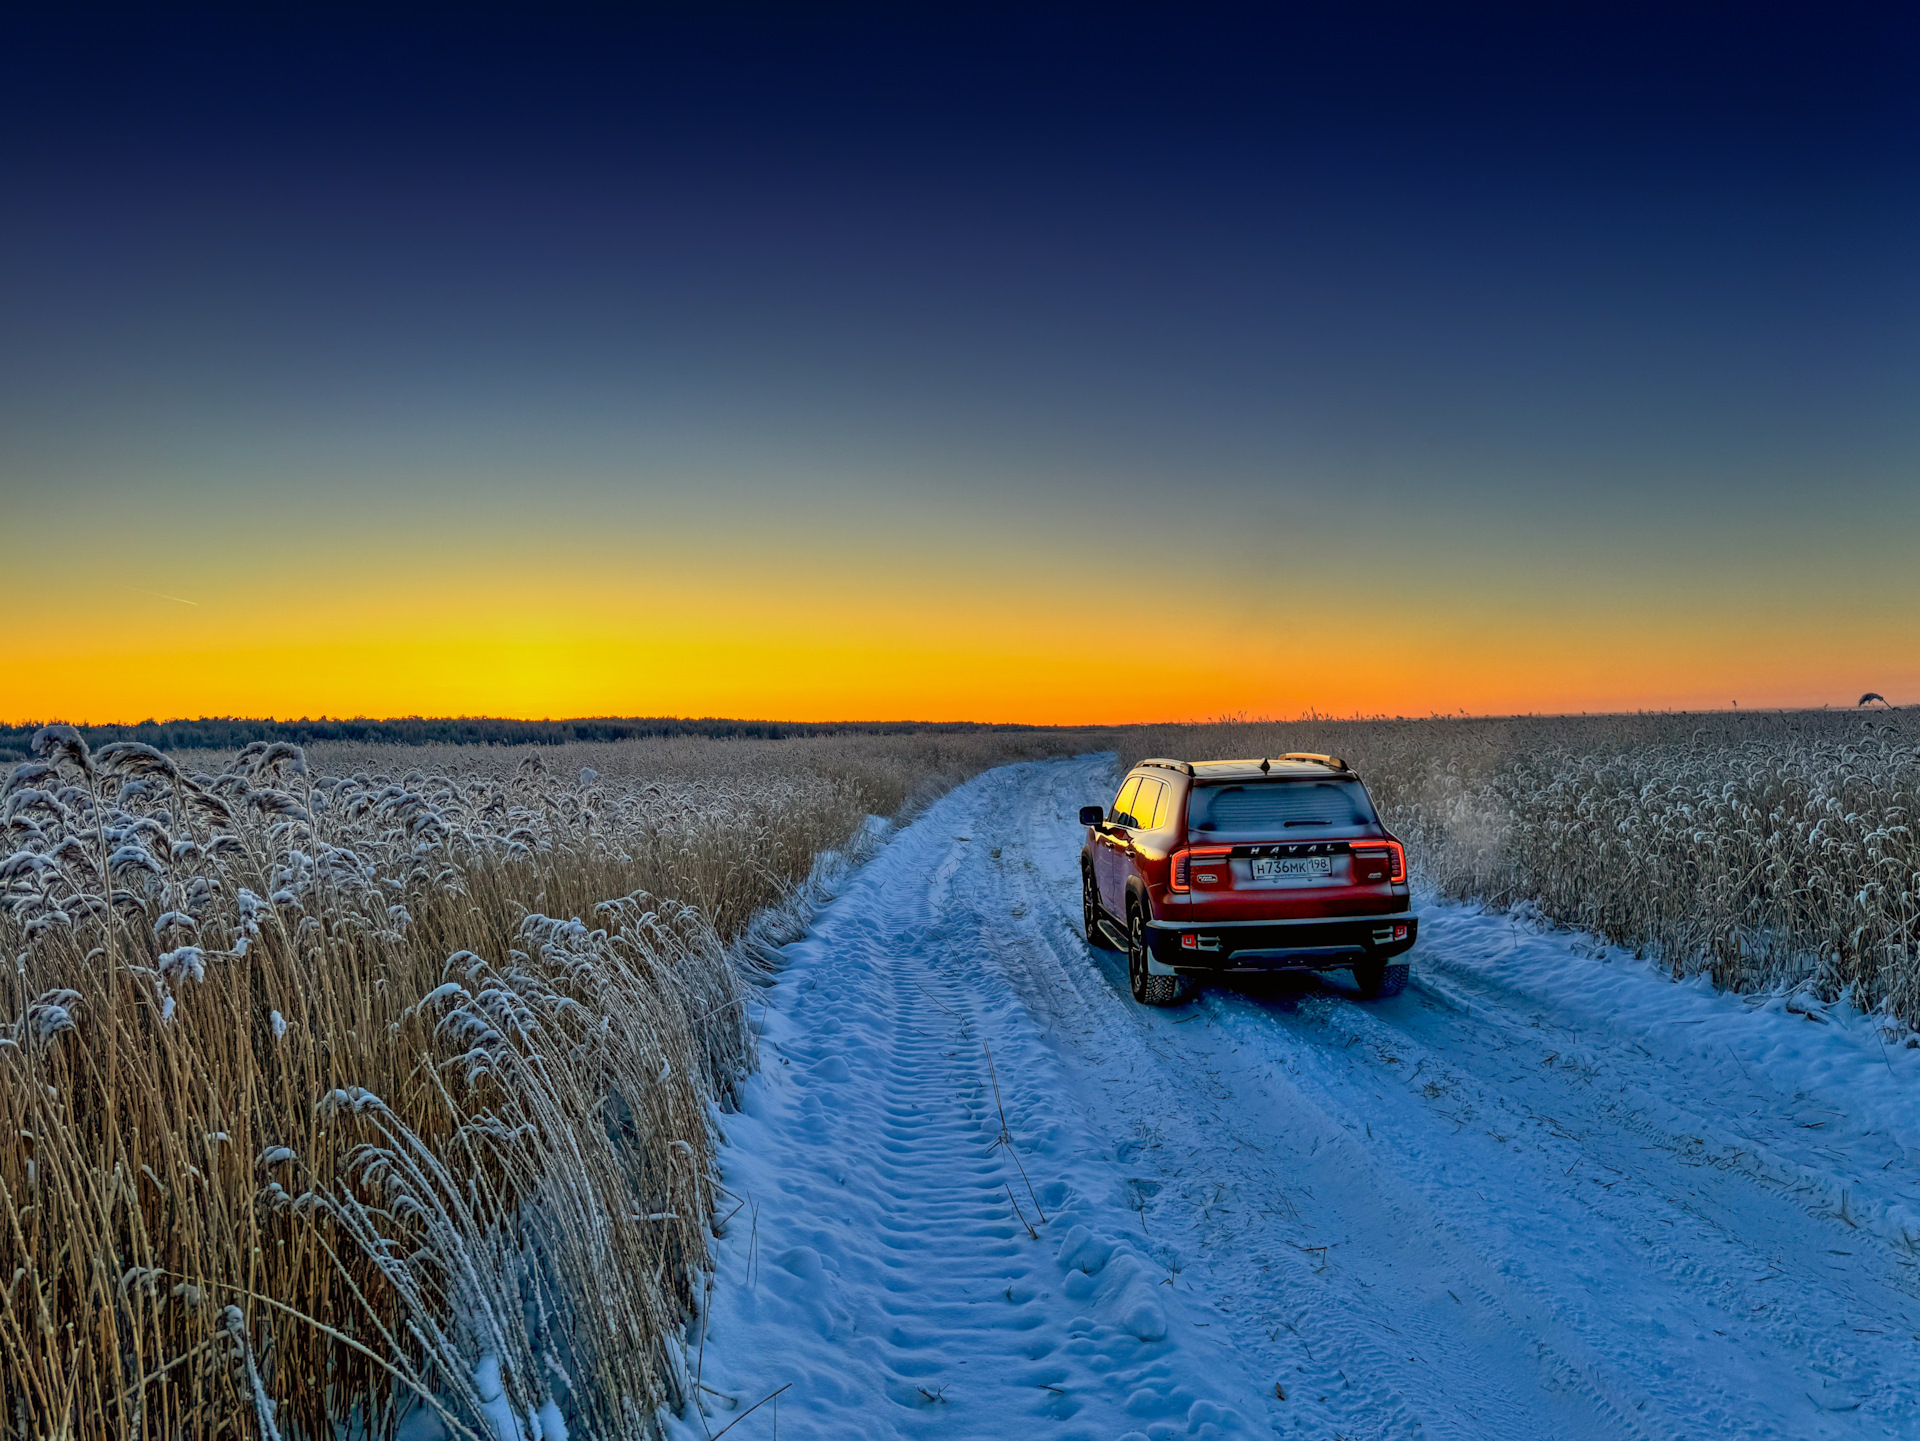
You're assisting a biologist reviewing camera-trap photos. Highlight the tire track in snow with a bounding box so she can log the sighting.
[674,763,1274,1440]
[978,762,1642,1441]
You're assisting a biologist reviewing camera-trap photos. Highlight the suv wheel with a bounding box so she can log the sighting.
[1352,958,1409,999]
[1128,903,1189,1007]
[1083,867,1110,947]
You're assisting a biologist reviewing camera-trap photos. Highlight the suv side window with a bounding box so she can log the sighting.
[1134,778,1168,830]
[1109,777,1143,827]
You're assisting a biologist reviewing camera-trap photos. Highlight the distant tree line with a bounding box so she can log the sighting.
[0,715,1045,761]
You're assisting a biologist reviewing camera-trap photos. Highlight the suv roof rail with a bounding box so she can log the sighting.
[1278,752,1350,772]
[1138,757,1196,776]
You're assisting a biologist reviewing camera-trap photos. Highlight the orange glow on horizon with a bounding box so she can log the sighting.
[6,487,1915,727]
[8,604,1913,727]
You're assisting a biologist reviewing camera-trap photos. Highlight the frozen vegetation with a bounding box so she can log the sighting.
[0,728,1084,1439]
[1129,710,1920,1025]
[5,711,1916,1438]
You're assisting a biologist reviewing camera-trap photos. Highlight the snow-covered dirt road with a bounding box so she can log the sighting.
[674,756,1920,1441]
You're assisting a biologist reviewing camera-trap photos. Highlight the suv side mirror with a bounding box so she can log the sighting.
[1078,805,1105,827]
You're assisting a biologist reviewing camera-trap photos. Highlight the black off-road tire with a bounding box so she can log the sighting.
[1352,958,1409,999]
[1083,867,1112,948]
[1128,904,1190,1007]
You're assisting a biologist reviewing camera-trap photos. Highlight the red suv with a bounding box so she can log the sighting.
[1080,755,1416,1006]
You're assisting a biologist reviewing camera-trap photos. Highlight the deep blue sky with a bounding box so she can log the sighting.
[4,5,1916,720]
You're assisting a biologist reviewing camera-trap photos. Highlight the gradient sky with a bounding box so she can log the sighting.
[3,5,1916,724]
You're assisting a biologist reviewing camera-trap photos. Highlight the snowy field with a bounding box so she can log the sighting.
[676,754,1920,1441]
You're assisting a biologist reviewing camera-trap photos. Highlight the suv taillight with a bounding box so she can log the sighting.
[1349,839,1407,884]
[1170,846,1233,892]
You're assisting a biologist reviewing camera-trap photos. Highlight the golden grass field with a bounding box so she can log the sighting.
[0,730,1091,1439]
[3,711,1912,1437]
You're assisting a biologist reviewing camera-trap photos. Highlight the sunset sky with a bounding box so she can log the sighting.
[4,6,1915,724]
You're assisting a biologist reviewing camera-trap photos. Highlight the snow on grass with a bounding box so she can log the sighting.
[1,729,1087,1439]
[1123,712,1920,1026]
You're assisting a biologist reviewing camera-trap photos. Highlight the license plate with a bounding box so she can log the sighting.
[1251,855,1331,880]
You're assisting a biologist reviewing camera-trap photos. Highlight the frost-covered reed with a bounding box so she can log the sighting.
[0,728,1084,1439]
[1124,711,1920,1024]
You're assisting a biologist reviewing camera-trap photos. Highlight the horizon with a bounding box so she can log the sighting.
[5,698,1901,735]
[4,6,1915,724]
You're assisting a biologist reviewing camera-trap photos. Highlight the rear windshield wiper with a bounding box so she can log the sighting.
[1284,819,1331,827]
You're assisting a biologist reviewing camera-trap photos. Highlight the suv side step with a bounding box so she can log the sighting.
[1097,918,1129,950]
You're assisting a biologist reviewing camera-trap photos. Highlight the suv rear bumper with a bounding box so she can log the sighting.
[1146,913,1417,972]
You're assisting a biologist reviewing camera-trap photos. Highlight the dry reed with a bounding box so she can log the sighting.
[0,728,1087,1438]
[1120,711,1920,1024]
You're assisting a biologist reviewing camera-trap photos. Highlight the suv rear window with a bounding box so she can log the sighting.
[1189,780,1377,835]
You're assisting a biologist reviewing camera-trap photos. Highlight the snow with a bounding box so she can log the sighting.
[473,1354,520,1441]
[1415,902,1920,1256]
[679,754,1920,1439]
[456,1354,568,1441]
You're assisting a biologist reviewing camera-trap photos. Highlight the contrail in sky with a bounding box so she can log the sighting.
[129,587,200,607]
